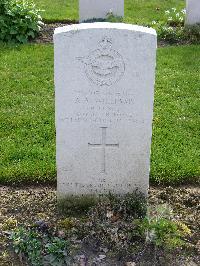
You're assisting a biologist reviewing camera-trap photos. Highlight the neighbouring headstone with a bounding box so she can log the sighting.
[79,0,124,22]
[54,23,157,200]
[186,0,200,25]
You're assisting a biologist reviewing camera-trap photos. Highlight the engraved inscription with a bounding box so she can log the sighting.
[88,127,119,173]
[79,37,125,86]
[60,89,137,124]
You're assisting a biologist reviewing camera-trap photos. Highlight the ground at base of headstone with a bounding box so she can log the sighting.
[32,22,199,47]
[0,185,199,266]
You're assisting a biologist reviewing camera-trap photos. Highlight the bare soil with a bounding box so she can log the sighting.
[0,185,199,265]
[33,23,192,47]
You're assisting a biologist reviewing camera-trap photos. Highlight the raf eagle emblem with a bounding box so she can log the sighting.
[78,37,125,86]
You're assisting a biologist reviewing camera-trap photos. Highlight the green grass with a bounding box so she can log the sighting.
[0,44,55,183]
[0,44,199,184]
[34,0,185,24]
[35,0,78,22]
[125,0,185,25]
[152,45,200,184]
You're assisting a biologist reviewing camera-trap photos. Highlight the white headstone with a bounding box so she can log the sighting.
[54,23,157,199]
[79,0,124,22]
[186,0,200,25]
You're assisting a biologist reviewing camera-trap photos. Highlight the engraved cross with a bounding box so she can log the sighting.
[88,127,119,173]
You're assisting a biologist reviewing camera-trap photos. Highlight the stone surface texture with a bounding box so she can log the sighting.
[79,0,124,22]
[186,0,200,25]
[54,23,157,198]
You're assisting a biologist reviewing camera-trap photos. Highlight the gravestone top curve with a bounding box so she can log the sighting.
[54,22,157,36]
